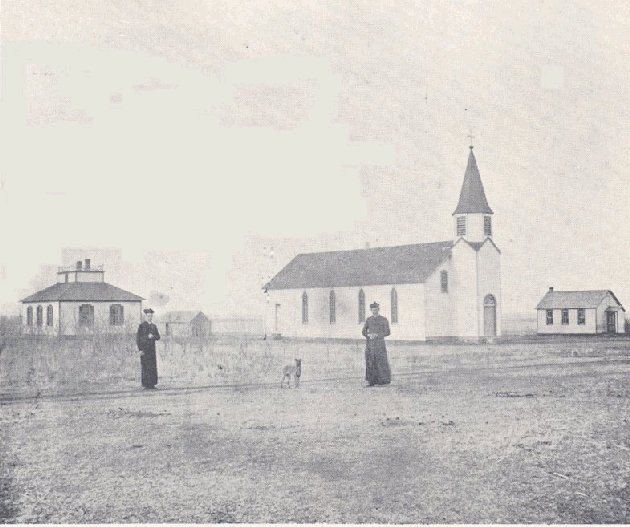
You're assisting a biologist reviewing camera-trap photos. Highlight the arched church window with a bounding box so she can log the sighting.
[441,271,448,293]
[329,290,336,324]
[26,306,33,326]
[301,292,308,324]
[46,305,53,326]
[391,288,398,324]
[36,305,43,327]
[358,289,366,323]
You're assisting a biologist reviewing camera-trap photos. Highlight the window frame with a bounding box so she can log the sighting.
[36,305,43,327]
[46,305,53,327]
[484,216,492,236]
[577,308,586,325]
[546,309,553,325]
[456,216,466,236]
[79,304,95,328]
[390,288,398,324]
[440,270,448,293]
[26,306,33,326]
[561,308,569,325]
[301,292,308,325]
[329,290,336,324]
[109,304,124,326]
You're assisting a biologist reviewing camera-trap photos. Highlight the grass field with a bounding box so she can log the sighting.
[1,335,629,522]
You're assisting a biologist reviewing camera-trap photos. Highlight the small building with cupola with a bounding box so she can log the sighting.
[21,259,144,336]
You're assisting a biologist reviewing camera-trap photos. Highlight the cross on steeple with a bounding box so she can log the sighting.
[467,132,475,149]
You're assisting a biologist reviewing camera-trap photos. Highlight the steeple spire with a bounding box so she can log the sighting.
[453,147,493,215]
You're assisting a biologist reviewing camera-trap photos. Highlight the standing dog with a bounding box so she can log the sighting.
[281,358,302,388]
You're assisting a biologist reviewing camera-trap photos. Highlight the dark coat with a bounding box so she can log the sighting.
[136,321,161,387]
[362,315,391,385]
[136,321,160,352]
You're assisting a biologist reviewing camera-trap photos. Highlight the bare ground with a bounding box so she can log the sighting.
[1,339,629,523]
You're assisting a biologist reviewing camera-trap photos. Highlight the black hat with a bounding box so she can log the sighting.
[369,301,379,309]
[143,308,155,314]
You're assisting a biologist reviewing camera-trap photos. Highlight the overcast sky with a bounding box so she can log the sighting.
[1,1,630,317]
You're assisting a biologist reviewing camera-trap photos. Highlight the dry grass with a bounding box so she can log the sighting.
[1,335,629,522]
[2,333,629,398]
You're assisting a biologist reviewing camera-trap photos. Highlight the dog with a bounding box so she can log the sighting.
[281,358,301,388]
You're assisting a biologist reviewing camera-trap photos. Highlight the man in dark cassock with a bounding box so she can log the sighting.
[136,308,160,389]
[361,301,392,386]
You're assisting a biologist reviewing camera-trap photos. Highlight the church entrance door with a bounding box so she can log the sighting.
[483,294,496,337]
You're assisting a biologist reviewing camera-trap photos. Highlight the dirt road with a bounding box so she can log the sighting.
[1,351,628,523]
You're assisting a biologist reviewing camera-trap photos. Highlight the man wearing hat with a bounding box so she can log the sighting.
[136,308,161,389]
[361,301,392,386]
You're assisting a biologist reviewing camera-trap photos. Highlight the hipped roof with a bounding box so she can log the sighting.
[22,282,144,303]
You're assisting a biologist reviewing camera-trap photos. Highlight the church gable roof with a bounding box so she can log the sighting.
[264,241,453,290]
[453,236,502,254]
[453,147,493,215]
[536,290,625,311]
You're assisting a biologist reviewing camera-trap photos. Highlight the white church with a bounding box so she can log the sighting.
[264,146,502,341]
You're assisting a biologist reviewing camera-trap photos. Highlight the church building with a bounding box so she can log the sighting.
[263,147,502,341]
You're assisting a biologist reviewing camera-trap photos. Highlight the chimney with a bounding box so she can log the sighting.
[76,260,83,270]
[85,259,91,270]
[549,286,554,292]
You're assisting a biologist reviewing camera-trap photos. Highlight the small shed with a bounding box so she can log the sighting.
[536,288,626,335]
[160,311,211,338]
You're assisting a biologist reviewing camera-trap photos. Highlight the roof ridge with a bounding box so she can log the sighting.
[547,289,609,293]
[295,240,453,257]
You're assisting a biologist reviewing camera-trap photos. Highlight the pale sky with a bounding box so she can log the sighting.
[1,1,630,317]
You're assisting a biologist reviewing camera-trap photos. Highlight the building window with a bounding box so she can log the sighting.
[110,304,124,326]
[577,308,586,325]
[46,305,53,327]
[561,309,569,325]
[27,306,33,326]
[36,305,43,327]
[484,216,492,236]
[79,304,94,327]
[329,290,336,324]
[441,271,448,293]
[391,288,398,324]
[301,292,308,324]
[546,310,553,325]
[456,216,466,236]
[358,289,366,323]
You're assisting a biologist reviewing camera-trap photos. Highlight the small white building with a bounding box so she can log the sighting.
[159,311,211,338]
[536,288,626,335]
[21,259,144,336]
[264,147,502,341]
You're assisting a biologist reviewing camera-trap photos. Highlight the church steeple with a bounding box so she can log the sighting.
[453,146,493,215]
[453,147,494,243]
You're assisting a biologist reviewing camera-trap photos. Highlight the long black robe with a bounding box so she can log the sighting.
[136,321,161,388]
[361,315,391,385]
